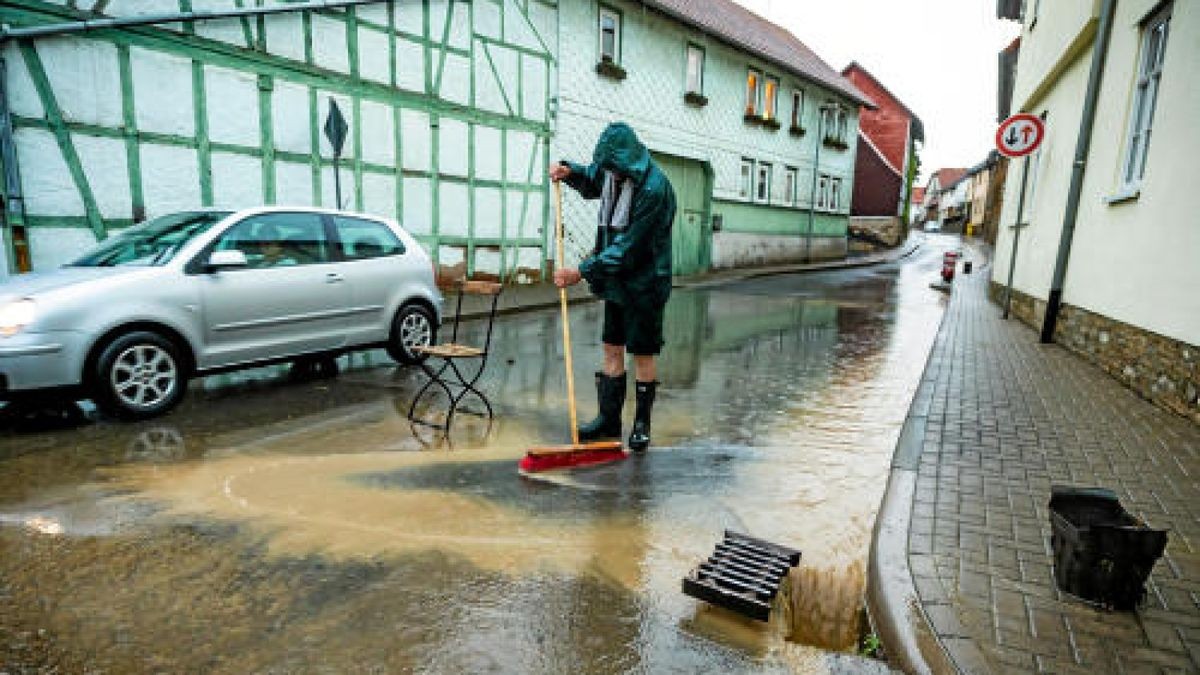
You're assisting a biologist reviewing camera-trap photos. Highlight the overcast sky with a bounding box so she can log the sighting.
[733,0,1020,181]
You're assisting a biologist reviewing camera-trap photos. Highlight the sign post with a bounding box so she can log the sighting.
[995,113,1045,319]
[324,99,349,210]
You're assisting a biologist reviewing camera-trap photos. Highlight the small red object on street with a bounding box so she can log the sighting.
[942,261,956,282]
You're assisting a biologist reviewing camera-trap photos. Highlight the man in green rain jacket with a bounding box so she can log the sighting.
[551,122,675,451]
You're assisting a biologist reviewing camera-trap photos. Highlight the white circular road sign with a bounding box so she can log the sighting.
[996,113,1045,158]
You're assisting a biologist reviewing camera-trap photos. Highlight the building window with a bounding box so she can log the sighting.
[763,76,779,120]
[599,7,621,64]
[784,167,798,206]
[836,107,848,141]
[740,159,754,200]
[686,44,705,94]
[790,90,804,129]
[756,162,772,203]
[1122,3,1171,191]
[831,177,842,210]
[745,69,761,116]
[817,174,829,209]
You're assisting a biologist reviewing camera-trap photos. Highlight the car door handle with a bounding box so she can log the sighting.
[326,273,345,283]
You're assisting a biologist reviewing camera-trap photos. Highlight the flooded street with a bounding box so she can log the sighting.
[0,236,955,673]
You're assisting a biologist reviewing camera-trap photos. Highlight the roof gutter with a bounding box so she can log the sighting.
[0,0,387,42]
[636,0,876,109]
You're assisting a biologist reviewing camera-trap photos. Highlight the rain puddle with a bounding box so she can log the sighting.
[0,243,949,671]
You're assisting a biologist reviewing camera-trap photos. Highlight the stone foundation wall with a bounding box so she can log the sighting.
[988,281,1199,424]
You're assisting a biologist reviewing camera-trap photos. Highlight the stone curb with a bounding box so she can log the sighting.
[865,241,989,675]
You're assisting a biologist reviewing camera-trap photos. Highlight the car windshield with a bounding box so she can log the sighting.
[69,211,233,267]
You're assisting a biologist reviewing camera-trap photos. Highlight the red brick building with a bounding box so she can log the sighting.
[842,63,924,221]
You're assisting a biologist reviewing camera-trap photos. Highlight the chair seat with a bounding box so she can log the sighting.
[413,343,484,358]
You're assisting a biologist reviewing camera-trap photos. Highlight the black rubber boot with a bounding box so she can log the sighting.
[628,381,657,451]
[578,371,626,441]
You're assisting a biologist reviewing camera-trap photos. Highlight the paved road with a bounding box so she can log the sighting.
[0,238,958,673]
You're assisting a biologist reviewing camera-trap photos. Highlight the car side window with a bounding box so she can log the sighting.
[214,213,330,269]
[334,216,405,261]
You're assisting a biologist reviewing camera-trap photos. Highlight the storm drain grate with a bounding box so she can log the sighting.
[682,530,801,621]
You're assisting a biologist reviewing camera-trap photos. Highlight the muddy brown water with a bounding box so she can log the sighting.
[0,238,955,672]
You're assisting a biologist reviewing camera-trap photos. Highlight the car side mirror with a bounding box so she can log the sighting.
[207,249,248,271]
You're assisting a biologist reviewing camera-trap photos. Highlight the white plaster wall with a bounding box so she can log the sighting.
[395,38,425,92]
[271,81,312,154]
[275,161,314,206]
[396,1,423,35]
[438,118,469,177]
[995,0,1199,344]
[205,65,260,147]
[403,176,433,235]
[3,45,45,118]
[400,109,431,171]
[361,172,397,218]
[265,12,307,64]
[474,187,502,238]
[16,128,83,217]
[358,27,392,86]
[36,37,123,128]
[72,134,131,219]
[140,144,201,218]
[132,48,195,138]
[359,100,396,167]
[194,14,250,50]
[29,228,99,271]
[312,14,351,75]
[439,182,469,237]
[439,54,471,105]
[474,125,502,181]
[211,152,264,209]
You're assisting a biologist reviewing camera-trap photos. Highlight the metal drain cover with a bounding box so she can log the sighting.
[682,530,801,621]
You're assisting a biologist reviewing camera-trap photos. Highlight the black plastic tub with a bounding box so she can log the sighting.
[1049,485,1168,610]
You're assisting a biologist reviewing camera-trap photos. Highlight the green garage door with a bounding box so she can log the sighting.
[651,153,710,276]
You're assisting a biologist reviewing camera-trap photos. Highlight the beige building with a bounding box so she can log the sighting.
[993,0,1199,423]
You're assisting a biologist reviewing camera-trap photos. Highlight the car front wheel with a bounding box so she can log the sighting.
[386,304,436,365]
[92,331,187,420]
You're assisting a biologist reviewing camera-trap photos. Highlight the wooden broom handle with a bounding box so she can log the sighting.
[554,181,580,446]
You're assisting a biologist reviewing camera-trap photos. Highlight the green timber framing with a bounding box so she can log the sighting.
[0,0,557,278]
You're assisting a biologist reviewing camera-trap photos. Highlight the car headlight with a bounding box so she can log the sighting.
[0,299,36,337]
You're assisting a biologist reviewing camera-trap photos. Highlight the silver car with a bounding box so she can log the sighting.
[0,207,442,419]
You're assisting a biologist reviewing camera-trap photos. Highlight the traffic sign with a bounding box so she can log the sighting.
[996,113,1045,158]
[324,99,348,158]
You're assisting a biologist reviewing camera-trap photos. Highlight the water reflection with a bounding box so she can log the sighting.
[0,240,952,670]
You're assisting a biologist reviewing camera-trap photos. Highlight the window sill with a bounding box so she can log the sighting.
[743,112,763,125]
[684,92,708,107]
[788,125,806,137]
[822,138,849,150]
[1104,188,1140,206]
[762,118,781,131]
[595,60,627,81]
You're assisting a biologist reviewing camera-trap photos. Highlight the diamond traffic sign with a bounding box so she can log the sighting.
[324,99,349,158]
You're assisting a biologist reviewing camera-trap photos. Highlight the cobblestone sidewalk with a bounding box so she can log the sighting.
[895,255,1199,673]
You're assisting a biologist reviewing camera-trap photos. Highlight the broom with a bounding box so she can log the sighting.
[519,181,627,473]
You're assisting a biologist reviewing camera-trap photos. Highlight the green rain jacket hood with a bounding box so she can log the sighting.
[591,122,652,184]
[563,123,676,312]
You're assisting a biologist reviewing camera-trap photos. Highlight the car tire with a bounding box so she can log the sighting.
[91,331,187,420]
[386,303,436,365]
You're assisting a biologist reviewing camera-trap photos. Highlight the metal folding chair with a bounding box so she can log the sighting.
[407,279,503,429]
